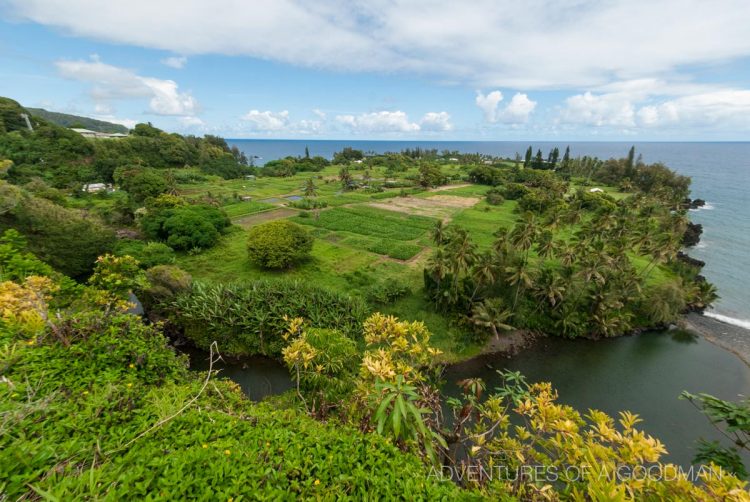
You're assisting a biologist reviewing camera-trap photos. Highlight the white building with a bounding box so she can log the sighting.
[71,128,128,139]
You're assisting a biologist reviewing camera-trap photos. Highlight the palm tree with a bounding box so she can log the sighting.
[432,220,446,246]
[303,178,318,197]
[470,251,498,302]
[506,260,534,315]
[470,299,513,340]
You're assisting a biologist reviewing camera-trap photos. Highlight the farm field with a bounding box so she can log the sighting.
[172,160,678,358]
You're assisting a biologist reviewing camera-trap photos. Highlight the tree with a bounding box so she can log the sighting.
[417,164,447,188]
[303,178,318,197]
[304,145,310,159]
[523,146,533,168]
[339,167,354,191]
[247,220,313,269]
[114,166,168,204]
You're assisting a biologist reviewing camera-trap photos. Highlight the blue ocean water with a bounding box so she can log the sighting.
[229,140,750,326]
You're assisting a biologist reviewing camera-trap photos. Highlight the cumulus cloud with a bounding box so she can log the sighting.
[476,91,536,124]
[9,1,750,88]
[560,92,636,127]
[637,90,750,128]
[161,55,188,69]
[335,111,420,133]
[558,82,750,132]
[419,111,453,131]
[241,110,290,131]
[55,56,198,116]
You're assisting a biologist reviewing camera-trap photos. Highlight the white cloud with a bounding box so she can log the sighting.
[637,90,750,128]
[476,91,536,124]
[9,1,750,88]
[335,111,420,133]
[161,55,188,69]
[312,108,326,119]
[475,91,503,122]
[241,110,290,131]
[419,111,453,131]
[55,56,198,116]
[560,91,636,127]
[558,82,750,132]
[178,115,205,127]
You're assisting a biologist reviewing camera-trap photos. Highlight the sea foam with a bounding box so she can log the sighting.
[704,312,750,331]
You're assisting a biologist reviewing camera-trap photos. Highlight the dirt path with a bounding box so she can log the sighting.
[233,208,298,228]
[430,183,472,192]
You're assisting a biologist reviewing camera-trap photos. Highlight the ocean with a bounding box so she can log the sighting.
[228,140,750,328]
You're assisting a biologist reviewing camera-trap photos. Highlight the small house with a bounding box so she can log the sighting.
[589,187,604,193]
[83,183,110,193]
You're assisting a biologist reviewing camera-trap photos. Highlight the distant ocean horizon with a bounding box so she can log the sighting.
[229,139,750,329]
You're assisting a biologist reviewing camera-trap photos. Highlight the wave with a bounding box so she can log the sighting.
[704,312,750,330]
[690,202,715,212]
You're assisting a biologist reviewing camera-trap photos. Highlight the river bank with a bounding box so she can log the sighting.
[682,312,750,367]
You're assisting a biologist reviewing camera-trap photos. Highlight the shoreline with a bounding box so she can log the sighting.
[448,313,750,370]
[680,312,750,367]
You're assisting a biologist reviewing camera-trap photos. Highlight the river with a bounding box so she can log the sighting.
[187,326,750,468]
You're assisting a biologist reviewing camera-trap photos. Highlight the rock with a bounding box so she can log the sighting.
[682,222,703,247]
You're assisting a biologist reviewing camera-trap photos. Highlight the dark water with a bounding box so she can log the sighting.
[230,140,750,327]
[445,330,750,467]
[185,330,750,467]
[183,346,292,401]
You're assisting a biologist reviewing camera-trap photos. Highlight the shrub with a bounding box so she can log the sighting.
[288,197,328,210]
[485,189,505,206]
[1,193,115,278]
[246,220,313,269]
[115,240,175,268]
[140,204,229,251]
[163,211,221,250]
[641,281,687,325]
[283,321,360,410]
[171,280,368,357]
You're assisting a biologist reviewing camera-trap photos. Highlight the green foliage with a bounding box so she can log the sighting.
[0,190,115,278]
[0,298,458,499]
[26,107,129,133]
[332,147,364,164]
[682,391,750,477]
[288,197,328,210]
[246,220,314,269]
[171,279,368,357]
[140,204,229,251]
[293,206,435,241]
[283,321,360,411]
[262,156,329,177]
[0,228,55,280]
[114,240,175,268]
[641,281,687,325]
[114,166,168,203]
[417,164,448,188]
[88,254,145,300]
[372,376,444,465]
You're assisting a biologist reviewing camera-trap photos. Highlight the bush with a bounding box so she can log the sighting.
[172,280,368,356]
[485,189,505,206]
[0,192,115,278]
[246,220,313,269]
[115,240,175,268]
[140,204,229,251]
[288,197,328,210]
[163,211,221,250]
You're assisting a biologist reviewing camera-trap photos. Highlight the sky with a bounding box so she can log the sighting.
[1,0,750,141]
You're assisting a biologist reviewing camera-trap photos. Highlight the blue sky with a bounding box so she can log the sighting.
[2,0,750,140]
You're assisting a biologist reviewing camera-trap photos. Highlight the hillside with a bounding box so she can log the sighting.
[26,106,129,134]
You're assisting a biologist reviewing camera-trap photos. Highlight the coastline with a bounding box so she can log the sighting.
[681,312,750,367]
